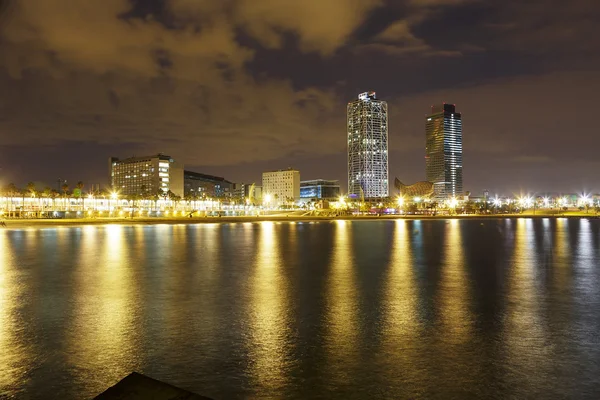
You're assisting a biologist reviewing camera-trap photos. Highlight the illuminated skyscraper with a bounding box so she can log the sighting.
[347,91,389,199]
[425,104,463,200]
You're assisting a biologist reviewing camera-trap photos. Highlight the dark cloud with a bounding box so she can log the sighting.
[0,0,598,194]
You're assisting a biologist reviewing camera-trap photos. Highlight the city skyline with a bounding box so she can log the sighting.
[1,1,599,194]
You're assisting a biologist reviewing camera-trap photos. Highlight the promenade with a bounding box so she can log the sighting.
[2,210,598,229]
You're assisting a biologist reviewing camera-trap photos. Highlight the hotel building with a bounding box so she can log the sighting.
[347,91,389,199]
[109,154,183,197]
[262,168,300,205]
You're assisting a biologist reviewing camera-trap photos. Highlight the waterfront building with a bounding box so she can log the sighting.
[109,154,183,197]
[262,168,300,205]
[231,183,262,203]
[246,184,263,204]
[232,183,246,199]
[184,171,232,199]
[425,103,463,200]
[300,179,340,200]
[347,91,389,199]
[394,178,434,199]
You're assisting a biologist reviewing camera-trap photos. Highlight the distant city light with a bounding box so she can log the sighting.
[579,194,593,207]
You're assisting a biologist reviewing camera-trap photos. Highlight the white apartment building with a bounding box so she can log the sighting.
[262,168,300,205]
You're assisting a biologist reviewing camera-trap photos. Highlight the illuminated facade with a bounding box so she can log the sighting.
[109,154,184,197]
[425,104,463,200]
[232,183,263,203]
[300,179,340,200]
[262,168,300,204]
[184,171,232,199]
[347,91,389,199]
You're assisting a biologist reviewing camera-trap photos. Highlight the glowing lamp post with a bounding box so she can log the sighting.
[87,194,94,215]
[493,197,502,212]
[580,194,593,213]
[111,192,118,215]
[264,194,272,210]
[338,195,347,211]
[448,197,458,214]
[396,196,405,214]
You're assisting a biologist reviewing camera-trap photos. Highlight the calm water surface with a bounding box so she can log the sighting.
[1,219,600,399]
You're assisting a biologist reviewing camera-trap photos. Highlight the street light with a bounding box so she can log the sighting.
[448,197,458,209]
[580,194,592,206]
[110,192,119,215]
[543,197,550,208]
[396,195,405,208]
[264,194,272,208]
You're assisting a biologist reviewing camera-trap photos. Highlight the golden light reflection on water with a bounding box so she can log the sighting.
[439,219,472,343]
[324,220,359,384]
[575,219,596,293]
[384,220,417,335]
[248,222,291,391]
[68,225,139,386]
[0,231,29,393]
[547,218,573,301]
[381,220,422,382]
[503,219,549,374]
[199,224,220,281]
[577,219,593,267]
[554,218,572,264]
[186,224,221,343]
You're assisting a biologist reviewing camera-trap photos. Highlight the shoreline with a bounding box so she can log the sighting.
[1,213,598,228]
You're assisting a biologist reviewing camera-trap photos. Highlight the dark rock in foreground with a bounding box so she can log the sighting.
[94,372,213,400]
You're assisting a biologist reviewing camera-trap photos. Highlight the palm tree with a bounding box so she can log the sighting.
[61,183,69,210]
[27,182,36,196]
[76,181,85,211]
[49,189,60,212]
[139,185,148,211]
[42,186,52,216]
[26,182,37,215]
[4,183,18,218]
[126,193,141,218]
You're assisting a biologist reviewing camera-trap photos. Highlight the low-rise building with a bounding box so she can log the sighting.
[300,179,340,200]
[183,171,232,199]
[109,154,184,197]
[232,183,263,204]
[262,168,300,205]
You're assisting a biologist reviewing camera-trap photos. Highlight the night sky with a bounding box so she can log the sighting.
[1,0,599,195]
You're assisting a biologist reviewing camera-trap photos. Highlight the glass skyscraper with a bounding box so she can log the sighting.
[347,91,389,199]
[425,104,463,200]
